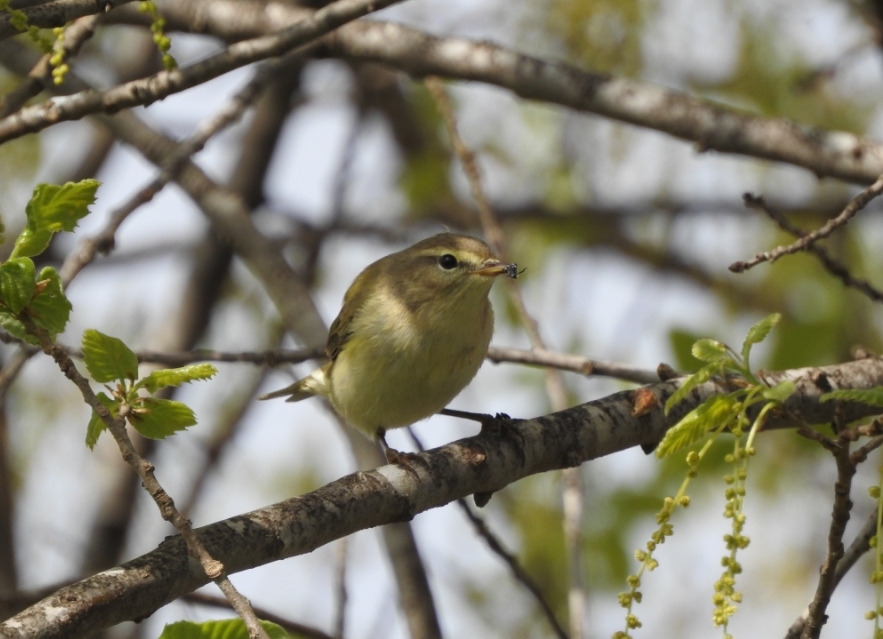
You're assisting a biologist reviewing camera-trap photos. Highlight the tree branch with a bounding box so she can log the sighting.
[0,0,405,145]
[0,0,134,42]
[731,176,883,273]
[103,0,883,187]
[4,357,883,639]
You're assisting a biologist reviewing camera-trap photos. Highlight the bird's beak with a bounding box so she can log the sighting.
[475,261,519,278]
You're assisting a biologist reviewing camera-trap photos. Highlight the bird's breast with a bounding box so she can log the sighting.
[328,290,494,436]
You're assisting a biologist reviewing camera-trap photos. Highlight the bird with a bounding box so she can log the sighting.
[259,232,516,463]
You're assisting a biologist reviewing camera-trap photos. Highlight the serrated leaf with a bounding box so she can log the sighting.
[691,338,728,363]
[0,311,38,345]
[135,363,218,393]
[741,313,781,362]
[85,392,118,450]
[13,180,99,259]
[158,619,289,639]
[0,258,35,314]
[820,387,883,407]
[13,180,98,258]
[82,329,139,383]
[26,179,99,231]
[129,398,196,440]
[665,361,722,414]
[656,395,739,458]
[761,380,795,403]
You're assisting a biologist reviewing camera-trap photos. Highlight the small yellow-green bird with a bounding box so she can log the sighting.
[259,232,516,463]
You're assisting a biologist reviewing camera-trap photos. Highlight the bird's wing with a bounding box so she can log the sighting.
[326,267,372,361]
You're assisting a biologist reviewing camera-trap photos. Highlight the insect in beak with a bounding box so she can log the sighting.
[475,261,518,277]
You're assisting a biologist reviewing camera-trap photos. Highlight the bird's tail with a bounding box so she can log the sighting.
[258,365,330,402]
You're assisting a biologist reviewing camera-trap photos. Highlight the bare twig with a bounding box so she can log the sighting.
[801,438,855,639]
[406,429,569,639]
[731,175,883,272]
[458,499,570,639]
[785,509,878,639]
[487,346,659,384]
[425,75,584,639]
[735,194,883,303]
[333,539,348,639]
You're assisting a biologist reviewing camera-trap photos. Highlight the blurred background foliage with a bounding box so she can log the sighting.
[2,0,883,638]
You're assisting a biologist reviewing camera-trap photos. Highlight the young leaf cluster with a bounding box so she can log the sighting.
[617,314,793,639]
[0,180,218,452]
[83,329,217,449]
[0,180,99,345]
[138,2,177,70]
[656,313,792,458]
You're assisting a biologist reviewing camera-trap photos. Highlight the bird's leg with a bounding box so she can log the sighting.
[440,408,513,435]
[377,429,423,476]
[377,428,402,464]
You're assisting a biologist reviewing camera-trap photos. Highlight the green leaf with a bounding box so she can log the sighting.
[13,180,99,258]
[656,395,740,459]
[691,338,728,363]
[135,363,217,393]
[27,267,71,336]
[158,619,289,639]
[0,257,35,314]
[85,392,118,450]
[741,312,781,363]
[820,387,883,407]
[761,380,795,403]
[0,312,38,345]
[82,329,139,383]
[12,227,54,260]
[129,398,196,440]
[664,361,723,415]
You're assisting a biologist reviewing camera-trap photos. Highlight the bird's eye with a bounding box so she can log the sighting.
[438,254,458,270]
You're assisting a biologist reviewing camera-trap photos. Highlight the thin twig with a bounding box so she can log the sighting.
[731,175,883,272]
[406,429,569,639]
[737,193,883,303]
[425,75,584,639]
[457,499,570,639]
[795,420,838,454]
[487,346,659,384]
[1,333,658,384]
[802,450,855,639]
[60,56,287,284]
[785,509,878,639]
[799,428,856,639]
[333,539,348,639]
[24,319,271,639]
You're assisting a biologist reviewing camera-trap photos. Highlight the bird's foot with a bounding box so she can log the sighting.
[440,408,514,435]
[377,431,423,478]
